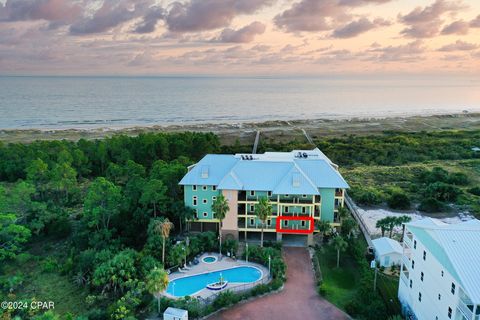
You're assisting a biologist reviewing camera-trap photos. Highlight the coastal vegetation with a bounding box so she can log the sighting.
[0,127,479,318]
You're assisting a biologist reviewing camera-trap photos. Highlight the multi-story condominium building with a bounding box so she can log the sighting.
[179,148,349,246]
[399,218,480,320]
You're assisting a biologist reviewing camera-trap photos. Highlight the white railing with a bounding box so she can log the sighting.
[458,301,474,320]
[198,275,272,305]
[404,235,412,248]
[400,271,409,285]
[402,255,411,269]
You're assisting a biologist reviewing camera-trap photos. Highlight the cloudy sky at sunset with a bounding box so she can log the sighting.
[1,0,480,75]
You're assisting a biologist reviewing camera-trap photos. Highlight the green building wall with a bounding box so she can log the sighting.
[319,188,335,222]
[184,185,220,219]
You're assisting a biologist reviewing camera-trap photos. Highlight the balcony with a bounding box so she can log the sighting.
[400,271,409,285]
[458,301,474,320]
[335,189,344,197]
[404,234,412,248]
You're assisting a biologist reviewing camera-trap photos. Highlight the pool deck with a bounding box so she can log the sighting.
[165,253,270,299]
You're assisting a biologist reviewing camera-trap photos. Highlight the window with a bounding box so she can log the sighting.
[250,190,255,196]
[250,218,254,225]
[203,198,207,204]
[423,250,426,260]
[448,307,452,319]
[411,260,415,269]
[284,206,289,213]
[193,185,197,191]
[195,209,198,218]
[212,186,217,191]
[420,272,424,282]
[202,185,207,191]
[302,194,307,198]
[335,199,339,206]
[414,240,417,249]
[409,279,413,288]
[418,292,422,302]
[438,294,441,300]
[301,220,306,227]
[267,219,271,226]
[285,194,289,197]
[451,283,455,295]
[250,205,255,212]
[284,220,288,227]
[203,212,208,217]
[268,191,272,197]
[302,207,306,214]
[212,196,217,202]
[441,270,444,277]
[193,196,198,206]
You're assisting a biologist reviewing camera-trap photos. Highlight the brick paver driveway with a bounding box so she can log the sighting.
[208,247,350,320]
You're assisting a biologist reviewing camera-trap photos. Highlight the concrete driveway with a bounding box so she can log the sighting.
[208,247,350,320]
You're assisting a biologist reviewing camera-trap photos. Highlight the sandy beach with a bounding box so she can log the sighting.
[1,112,480,144]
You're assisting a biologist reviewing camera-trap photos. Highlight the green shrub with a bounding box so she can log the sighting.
[418,198,445,213]
[468,187,480,196]
[42,257,59,273]
[351,187,384,205]
[387,192,411,210]
[424,182,461,202]
[448,172,470,185]
[212,290,241,309]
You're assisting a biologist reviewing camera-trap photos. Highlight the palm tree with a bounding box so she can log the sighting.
[341,217,357,239]
[396,215,412,242]
[337,206,349,222]
[212,194,229,255]
[332,235,348,268]
[316,220,331,243]
[146,267,169,315]
[255,197,272,247]
[376,217,391,237]
[154,218,174,265]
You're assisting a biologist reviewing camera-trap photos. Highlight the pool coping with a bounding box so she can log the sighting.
[165,265,265,299]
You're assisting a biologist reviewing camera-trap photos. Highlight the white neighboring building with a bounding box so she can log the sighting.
[398,218,480,320]
[163,307,188,320]
[372,237,402,267]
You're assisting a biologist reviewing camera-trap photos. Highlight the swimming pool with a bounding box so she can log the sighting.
[166,266,262,297]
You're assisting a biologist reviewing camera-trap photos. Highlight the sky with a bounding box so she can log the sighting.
[0,0,479,75]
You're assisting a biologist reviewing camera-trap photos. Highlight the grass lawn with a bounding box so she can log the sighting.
[377,273,401,315]
[315,243,360,310]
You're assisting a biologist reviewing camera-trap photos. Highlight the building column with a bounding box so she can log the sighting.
[307,233,314,246]
[276,233,282,242]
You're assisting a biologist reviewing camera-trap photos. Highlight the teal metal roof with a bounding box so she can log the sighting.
[407,218,480,304]
[179,154,238,186]
[179,149,349,193]
[294,159,349,188]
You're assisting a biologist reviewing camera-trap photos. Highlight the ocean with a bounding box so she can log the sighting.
[1,75,479,130]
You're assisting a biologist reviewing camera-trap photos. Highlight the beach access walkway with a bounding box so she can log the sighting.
[208,247,350,320]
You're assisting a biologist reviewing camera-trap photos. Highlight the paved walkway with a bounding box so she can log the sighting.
[208,247,350,320]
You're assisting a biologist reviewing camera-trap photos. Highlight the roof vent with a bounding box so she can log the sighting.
[292,173,300,187]
[201,165,209,178]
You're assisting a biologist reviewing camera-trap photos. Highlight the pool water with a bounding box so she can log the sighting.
[203,256,217,263]
[166,266,262,297]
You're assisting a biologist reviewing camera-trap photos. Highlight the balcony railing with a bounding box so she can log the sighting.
[458,301,474,320]
[400,271,409,285]
[404,235,412,248]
